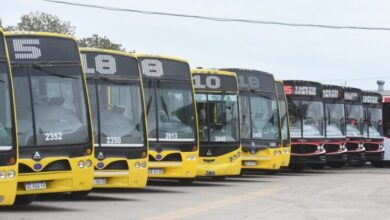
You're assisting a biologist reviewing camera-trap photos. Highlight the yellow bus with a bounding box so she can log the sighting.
[136,54,198,183]
[225,69,281,173]
[81,48,148,188]
[0,28,18,206]
[6,32,94,204]
[192,68,241,178]
[275,80,291,167]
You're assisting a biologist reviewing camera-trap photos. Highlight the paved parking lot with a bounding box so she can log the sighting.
[1,166,390,220]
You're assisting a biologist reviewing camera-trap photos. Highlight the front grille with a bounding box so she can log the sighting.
[19,163,34,173]
[19,160,71,173]
[364,143,379,151]
[102,160,128,170]
[149,153,182,162]
[291,144,317,154]
[346,142,359,151]
[162,153,182,161]
[324,144,340,153]
[43,160,71,172]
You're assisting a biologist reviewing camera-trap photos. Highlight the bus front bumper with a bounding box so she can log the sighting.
[0,180,17,206]
[290,151,326,164]
[241,148,282,170]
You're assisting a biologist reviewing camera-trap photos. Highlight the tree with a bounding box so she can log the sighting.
[7,11,75,34]
[79,34,125,51]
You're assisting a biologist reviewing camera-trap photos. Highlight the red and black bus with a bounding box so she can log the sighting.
[344,87,366,166]
[322,85,348,168]
[284,80,326,171]
[362,91,384,167]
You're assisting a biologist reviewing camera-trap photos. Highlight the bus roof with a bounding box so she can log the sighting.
[80,47,137,59]
[191,68,236,77]
[5,31,78,41]
[133,53,188,64]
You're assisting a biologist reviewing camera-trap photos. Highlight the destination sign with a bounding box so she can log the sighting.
[284,85,317,96]
[6,35,80,63]
[222,69,275,91]
[192,73,237,91]
[362,95,379,104]
[81,51,139,79]
[344,92,360,101]
[323,89,340,99]
[138,57,191,80]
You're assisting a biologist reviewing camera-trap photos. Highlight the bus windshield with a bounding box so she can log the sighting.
[288,100,324,138]
[88,80,145,147]
[196,93,239,143]
[325,103,345,138]
[345,104,363,137]
[278,99,289,141]
[144,81,195,142]
[0,63,13,150]
[13,66,90,147]
[383,102,390,138]
[364,107,383,138]
[240,92,280,141]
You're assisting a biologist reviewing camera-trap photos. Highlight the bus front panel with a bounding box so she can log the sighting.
[193,71,241,177]
[82,49,148,188]
[138,56,198,179]
[0,29,17,205]
[6,33,94,195]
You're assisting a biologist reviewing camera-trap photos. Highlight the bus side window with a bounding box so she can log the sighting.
[383,103,390,137]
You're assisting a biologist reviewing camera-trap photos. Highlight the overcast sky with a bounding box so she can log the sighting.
[2,0,390,90]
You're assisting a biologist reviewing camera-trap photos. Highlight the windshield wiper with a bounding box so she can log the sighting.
[88,75,129,85]
[12,62,79,79]
[33,64,79,79]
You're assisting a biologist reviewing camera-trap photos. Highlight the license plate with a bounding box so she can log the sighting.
[149,168,164,175]
[25,181,47,191]
[94,178,107,185]
[206,170,215,176]
[245,161,257,166]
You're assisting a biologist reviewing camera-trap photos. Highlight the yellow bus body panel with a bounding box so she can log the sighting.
[93,157,148,188]
[148,151,198,178]
[242,148,282,170]
[197,147,241,176]
[16,156,94,195]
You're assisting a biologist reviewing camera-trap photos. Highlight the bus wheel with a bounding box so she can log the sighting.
[289,164,304,172]
[265,170,279,175]
[308,164,325,170]
[178,178,195,185]
[370,160,384,168]
[348,160,366,167]
[327,162,345,168]
[70,191,90,199]
[14,195,36,205]
[212,176,226,181]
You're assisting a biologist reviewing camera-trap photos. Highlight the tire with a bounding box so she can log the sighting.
[348,160,366,167]
[178,178,195,185]
[212,176,226,181]
[289,164,305,172]
[70,190,90,199]
[308,164,326,170]
[327,162,346,168]
[14,195,36,205]
[370,160,384,168]
[265,170,279,175]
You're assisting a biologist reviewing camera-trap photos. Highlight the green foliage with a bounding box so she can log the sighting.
[79,34,125,51]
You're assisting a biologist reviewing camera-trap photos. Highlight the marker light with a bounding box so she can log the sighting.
[8,170,15,179]
[78,160,85,168]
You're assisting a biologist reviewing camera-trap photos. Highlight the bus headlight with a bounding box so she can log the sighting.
[135,162,140,169]
[317,144,324,150]
[141,161,147,168]
[8,170,15,179]
[232,155,237,161]
[379,144,384,149]
[0,171,6,179]
[86,160,93,167]
[78,160,85,168]
[229,157,233,162]
[236,151,241,157]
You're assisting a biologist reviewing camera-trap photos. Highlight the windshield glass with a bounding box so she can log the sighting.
[240,93,279,141]
[287,99,324,138]
[345,104,363,137]
[325,103,345,138]
[88,80,145,147]
[144,81,195,142]
[13,66,90,147]
[0,63,13,150]
[364,107,383,138]
[278,99,289,141]
[196,93,239,143]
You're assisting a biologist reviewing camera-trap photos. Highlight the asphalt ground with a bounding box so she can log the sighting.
[1,165,390,220]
